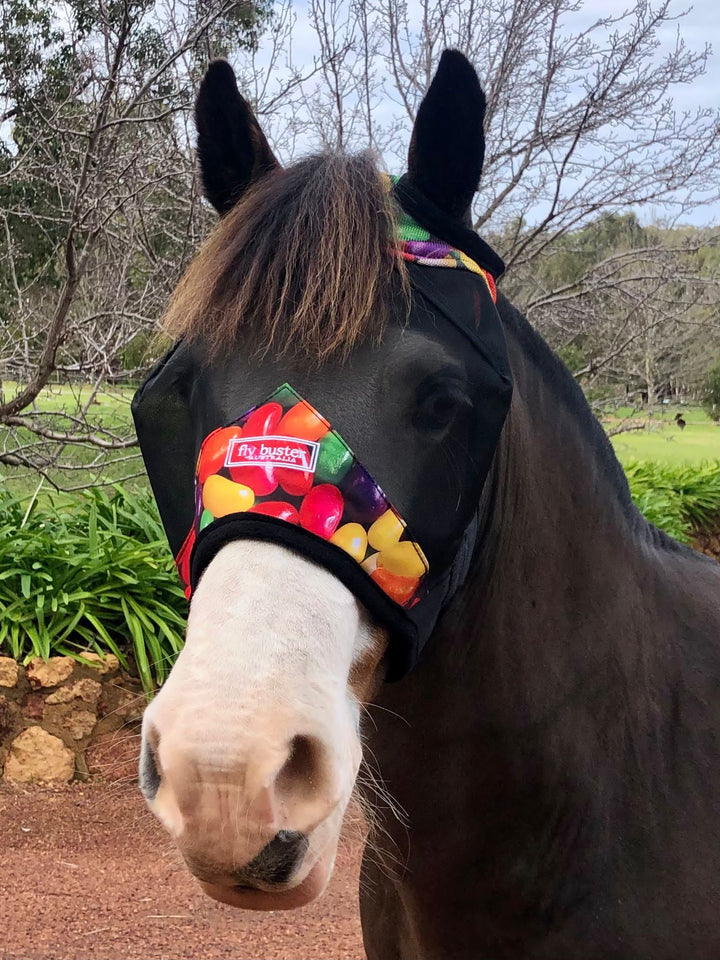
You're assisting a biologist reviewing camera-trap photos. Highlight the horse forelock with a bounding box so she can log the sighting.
[163,152,407,363]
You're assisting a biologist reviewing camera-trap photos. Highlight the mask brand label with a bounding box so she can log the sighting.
[225,435,320,472]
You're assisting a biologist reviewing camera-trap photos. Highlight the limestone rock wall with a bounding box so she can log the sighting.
[0,654,145,784]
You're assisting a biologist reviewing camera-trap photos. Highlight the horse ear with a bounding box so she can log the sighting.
[407,50,486,222]
[195,60,279,216]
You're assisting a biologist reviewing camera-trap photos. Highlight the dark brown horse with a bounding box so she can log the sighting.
[134,50,720,959]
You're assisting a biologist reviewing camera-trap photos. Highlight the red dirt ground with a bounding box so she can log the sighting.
[0,781,366,960]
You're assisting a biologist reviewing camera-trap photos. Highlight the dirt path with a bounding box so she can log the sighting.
[0,783,366,960]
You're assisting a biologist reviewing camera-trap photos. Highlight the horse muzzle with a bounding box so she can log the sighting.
[197,842,336,911]
[139,674,355,911]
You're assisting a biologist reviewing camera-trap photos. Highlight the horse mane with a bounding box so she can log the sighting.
[496,293,698,557]
[163,152,406,362]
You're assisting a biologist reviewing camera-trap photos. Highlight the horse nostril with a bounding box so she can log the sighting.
[276,734,321,798]
[233,830,309,887]
[139,739,161,800]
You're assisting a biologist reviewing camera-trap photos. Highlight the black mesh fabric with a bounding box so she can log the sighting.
[132,185,513,680]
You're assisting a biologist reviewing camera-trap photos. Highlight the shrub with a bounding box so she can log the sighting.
[0,485,186,693]
[624,460,720,543]
[2,463,717,693]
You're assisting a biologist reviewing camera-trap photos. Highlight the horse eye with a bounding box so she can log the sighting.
[413,384,468,431]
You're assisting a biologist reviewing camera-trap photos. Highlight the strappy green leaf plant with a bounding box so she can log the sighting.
[0,464,717,695]
[624,460,720,544]
[0,485,187,693]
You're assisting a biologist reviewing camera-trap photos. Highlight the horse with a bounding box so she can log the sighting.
[133,50,720,959]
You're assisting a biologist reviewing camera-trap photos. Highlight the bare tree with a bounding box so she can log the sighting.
[0,0,271,487]
[250,0,719,241]
[251,0,720,413]
[516,225,720,404]
[1,0,718,490]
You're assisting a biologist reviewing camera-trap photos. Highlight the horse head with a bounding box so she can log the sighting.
[133,50,512,911]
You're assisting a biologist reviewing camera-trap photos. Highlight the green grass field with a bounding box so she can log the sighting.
[2,385,718,497]
[2,380,136,416]
[606,406,719,466]
[1,381,143,499]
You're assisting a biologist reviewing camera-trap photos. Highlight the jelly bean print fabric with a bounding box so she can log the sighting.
[176,384,429,608]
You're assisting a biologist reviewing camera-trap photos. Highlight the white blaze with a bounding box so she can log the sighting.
[141,539,383,907]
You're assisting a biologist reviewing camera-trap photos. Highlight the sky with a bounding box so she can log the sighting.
[278,0,720,227]
[576,0,719,111]
[554,0,719,225]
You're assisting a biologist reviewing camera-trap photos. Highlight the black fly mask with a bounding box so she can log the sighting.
[132,53,513,680]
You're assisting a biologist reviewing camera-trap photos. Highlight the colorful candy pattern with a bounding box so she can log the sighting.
[387,174,498,303]
[175,384,429,608]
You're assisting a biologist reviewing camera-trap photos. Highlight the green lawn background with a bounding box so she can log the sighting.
[1,383,718,498]
[606,406,719,465]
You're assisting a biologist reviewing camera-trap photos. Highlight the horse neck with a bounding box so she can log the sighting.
[373,300,712,828]
[462,303,683,733]
[362,303,720,950]
[415,301,720,801]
